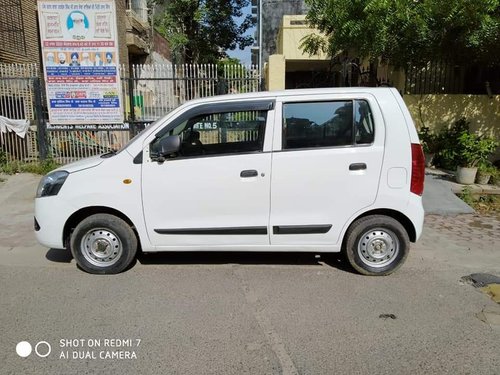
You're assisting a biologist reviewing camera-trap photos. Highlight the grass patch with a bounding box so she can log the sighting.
[0,159,60,175]
[459,186,475,206]
[472,195,500,214]
[459,186,500,215]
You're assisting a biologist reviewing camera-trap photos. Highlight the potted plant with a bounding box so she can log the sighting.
[455,131,498,185]
[418,126,439,167]
[476,162,496,185]
[491,169,500,186]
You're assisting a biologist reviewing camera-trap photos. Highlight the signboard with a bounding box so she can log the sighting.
[46,123,130,131]
[38,0,123,125]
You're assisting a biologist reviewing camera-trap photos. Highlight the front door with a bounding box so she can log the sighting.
[142,101,275,249]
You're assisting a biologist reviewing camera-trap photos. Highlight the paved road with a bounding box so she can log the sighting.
[1,174,499,375]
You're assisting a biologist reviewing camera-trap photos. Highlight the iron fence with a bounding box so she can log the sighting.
[0,63,43,164]
[0,63,261,166]
[405,61,463,95]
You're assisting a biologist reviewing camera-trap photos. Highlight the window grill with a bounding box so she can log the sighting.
[0,0,27,56]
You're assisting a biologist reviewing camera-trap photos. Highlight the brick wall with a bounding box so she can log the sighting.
[115,0,130,67]
[0,1,129,67]
[0,0,41,65]
[152,31,171,62]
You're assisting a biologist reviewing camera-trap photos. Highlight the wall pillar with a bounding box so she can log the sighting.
[266,54,286,91]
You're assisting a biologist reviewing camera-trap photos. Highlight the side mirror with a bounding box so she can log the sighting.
[159,135,180,157]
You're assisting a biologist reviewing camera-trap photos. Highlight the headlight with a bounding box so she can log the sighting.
[36,170,69,198]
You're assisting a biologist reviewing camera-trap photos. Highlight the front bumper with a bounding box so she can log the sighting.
[34,196,75,249]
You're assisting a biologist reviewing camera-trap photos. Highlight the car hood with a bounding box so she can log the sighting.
[57,154,105,173]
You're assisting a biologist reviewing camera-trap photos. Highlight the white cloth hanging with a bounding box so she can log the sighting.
[0,116,30,138]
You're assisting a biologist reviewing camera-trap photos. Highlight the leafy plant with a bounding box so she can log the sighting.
[0,159,60,175]
[455,132,498,168]
[301,0,500,68]
[418,126,439,154]
[433,118,498,169]
[155,0,255,64]
[459,186,475,206]
[490,167,500,186]
[0,150,7,166]
[477,161,497,174]
[433,118,469,169]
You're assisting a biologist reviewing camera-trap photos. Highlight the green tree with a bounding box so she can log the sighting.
[301,0,500,68]
[155,0,254,64]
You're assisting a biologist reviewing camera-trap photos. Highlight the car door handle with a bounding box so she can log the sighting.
[349,163,367,171]
[240,170,258,178]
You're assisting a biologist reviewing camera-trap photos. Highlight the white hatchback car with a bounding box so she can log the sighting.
[35,88,425,275]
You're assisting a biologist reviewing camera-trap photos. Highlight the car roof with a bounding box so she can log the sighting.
[185,87,396,106]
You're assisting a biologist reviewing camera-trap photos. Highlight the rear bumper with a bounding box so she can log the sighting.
[408,193,425,241]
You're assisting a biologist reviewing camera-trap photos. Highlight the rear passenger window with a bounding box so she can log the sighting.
[282,100,374,150]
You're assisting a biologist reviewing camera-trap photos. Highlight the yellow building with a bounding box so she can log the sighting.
[265,15,499,153]
[266,15,330,91]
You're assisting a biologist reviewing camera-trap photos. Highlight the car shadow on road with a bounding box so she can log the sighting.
[46,248,73,263]
[44,248,355,273]
[137,251,354,272]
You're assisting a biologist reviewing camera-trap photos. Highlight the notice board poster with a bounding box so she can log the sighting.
[38,0,123,125]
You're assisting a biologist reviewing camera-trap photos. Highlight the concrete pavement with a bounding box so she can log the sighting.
[0,173,499,374]
[423,170,475,215]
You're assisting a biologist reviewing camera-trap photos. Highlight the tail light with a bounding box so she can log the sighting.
[411,143,425,196]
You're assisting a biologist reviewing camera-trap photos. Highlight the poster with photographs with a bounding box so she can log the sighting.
[38,0,123,125]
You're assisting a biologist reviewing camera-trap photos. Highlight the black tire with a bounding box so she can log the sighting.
[343,215,409,276]
[70,214,137,274]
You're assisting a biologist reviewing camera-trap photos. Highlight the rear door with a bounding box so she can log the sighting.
[270,93,385,246]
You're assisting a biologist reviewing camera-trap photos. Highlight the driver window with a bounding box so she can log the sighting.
[151,109,267,158]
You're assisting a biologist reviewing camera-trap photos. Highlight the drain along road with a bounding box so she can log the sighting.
[1,174,499,375]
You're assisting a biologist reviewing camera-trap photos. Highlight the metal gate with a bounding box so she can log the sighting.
[0,64,47,164]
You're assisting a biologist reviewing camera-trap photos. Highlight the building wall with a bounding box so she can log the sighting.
[115,0,130,66]
[148,32,171,64]
[404,94,500,144]
[406,94,500,159]
[265,54,285,90]
[261,0,306,64]
[0,0,41,65]
[277,15,326,60]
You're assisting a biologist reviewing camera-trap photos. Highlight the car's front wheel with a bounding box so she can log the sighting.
[70,214,137,274]
[344,215,410,276]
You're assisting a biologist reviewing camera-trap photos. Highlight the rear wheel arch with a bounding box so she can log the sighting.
[343,208,417,245]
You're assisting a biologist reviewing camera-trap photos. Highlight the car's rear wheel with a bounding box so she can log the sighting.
[344,215,409,276]
[70,214,137,274]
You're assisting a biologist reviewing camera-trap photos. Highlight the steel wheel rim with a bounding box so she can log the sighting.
[80,228,123,267]
[357,228,399,268]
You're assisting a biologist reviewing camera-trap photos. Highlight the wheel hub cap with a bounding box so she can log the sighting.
[81,228,122,267]
[358,228,399,268]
